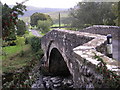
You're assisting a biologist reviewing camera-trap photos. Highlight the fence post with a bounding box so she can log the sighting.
[106,34,113,58]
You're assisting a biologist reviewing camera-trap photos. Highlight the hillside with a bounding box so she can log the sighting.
[19,6,70,24]
[18,6,69,17]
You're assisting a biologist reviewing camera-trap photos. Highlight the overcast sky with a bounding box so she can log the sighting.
[1,0,82,8]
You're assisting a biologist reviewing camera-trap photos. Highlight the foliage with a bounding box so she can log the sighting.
[2,45,40,88]
[30,12,53,26]
[70,2,117,29]
[2,40,16,47]
[37,20,51,33]
[16,19,27,36]
[2,37,25,59]
[118,2,120,26]
[28,36,41,52]
[15,36,25,46]
[2,2,27,40]
[94,53,120,88]
[112,2,120,26]
[15,36,25,56]
[34,49,44,60]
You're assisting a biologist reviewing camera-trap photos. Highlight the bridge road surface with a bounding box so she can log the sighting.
[113,39,120,61]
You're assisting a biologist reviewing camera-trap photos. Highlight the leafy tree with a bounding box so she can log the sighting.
[37,20,51,33]
[118,1,120,26]
[112,2,120,26]
[2,2,27,40]
[30,12,53,26]
[70,2,116,29]
[0,2,2,38]
[16,19,27,36]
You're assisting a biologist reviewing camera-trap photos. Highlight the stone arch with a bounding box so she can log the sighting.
[46,40,54,61]
[49,48,71,76]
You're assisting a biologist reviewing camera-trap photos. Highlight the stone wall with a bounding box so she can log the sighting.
[41,29,120,88]
[73,32,120,88]
[79,25,120,40]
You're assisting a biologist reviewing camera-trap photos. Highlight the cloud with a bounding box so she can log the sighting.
[1,0,82,8]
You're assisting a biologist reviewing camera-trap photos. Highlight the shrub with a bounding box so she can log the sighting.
[35,49,44,60]
[15,36,25,46]
[16,19,27,36]
[29,37,41,52]
[25,37,32,44]
[37,20,51,33]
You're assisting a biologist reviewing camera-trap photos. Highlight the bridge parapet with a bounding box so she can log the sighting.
[73,31,120,87]
[41,29,120,88]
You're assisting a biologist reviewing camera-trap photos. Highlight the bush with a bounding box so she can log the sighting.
[16,19,27,36]
[35,49,44,60]
[2,40,16,47]
[25,36,32,44]
[37,20,51,33]
[15,36,25,46]
[29,37,41,52]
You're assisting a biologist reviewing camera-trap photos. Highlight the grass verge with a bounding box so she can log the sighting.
[2,44,33,73]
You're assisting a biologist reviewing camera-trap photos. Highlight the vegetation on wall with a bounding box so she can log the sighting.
[94,53,120,88]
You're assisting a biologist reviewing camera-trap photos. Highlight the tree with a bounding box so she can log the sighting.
[118,1,120,26]
[0,2,2,38]
[30,12,53,26]
[2,2,27,40]
[70,2,116,29]
[112,2,120,26]
[16,19,27,36]
[37,20,51,33]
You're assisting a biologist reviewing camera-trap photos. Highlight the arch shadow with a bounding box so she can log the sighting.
[49,48,71,76]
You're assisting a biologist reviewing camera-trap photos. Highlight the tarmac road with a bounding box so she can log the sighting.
[31,30,42,37]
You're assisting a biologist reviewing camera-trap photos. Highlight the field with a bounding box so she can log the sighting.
[46,11,69,21]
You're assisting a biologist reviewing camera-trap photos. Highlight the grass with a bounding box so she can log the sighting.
[51,24,65,27]
[1,33,37,73]
[2,45,22,58]
[2,44,34,73]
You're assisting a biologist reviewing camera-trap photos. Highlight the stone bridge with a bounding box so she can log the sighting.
[80,25,120,61]
[41,28,120,88]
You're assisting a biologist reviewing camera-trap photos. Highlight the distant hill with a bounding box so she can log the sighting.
[19,10,69,24]
[14,5,69,17]
[8,5,70,24]
[16,5,70,24]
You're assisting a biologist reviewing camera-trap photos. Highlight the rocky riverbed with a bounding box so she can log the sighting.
[2,59,74,89]
[31,63,74,89]
[32,75,74,89]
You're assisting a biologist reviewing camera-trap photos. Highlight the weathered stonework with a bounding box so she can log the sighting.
[80,25,120,40]
[41,28,120,88]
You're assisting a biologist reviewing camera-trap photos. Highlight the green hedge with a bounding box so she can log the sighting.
[25,36,41,52]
